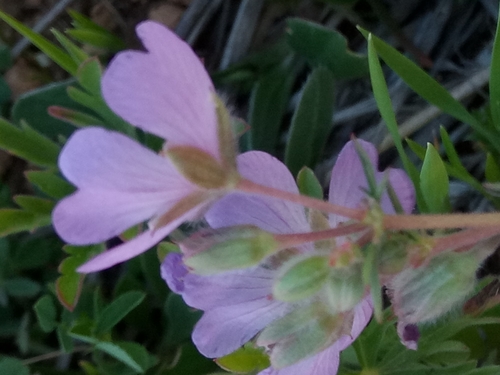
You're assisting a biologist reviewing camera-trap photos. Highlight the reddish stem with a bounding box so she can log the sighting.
[274,223,367,249]
[237,178,365,220]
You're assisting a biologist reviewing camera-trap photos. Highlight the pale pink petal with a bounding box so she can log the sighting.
[206,151,309,234]
[101,21,218,156]
[192,297,288,358]
[78,208,196,273]
[53,127,196,244]
[329,140,414,227]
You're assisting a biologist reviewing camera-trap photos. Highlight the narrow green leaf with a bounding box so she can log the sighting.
[287,19,368,79]
[285,66,335,175]
[34,295,57,332]
[360,27,500,154]
[490,5,500,129]
[486,153,500,182]
[0,118,60,167]
[67,29,126,52]
[363,245,383,322]
[0,10,77,74]
[296,167,323,199]
[51,28,89,65]
[248,61,296,153]
[14,196,55,215]
[25,171,75,200]
[94,291,146,335]
[420,143,450,213]
[366,34,426,212]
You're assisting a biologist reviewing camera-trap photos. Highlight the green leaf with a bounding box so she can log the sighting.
[0,10,77,74]
[285,66,335,175]
[67,86,135,136]
[0,357,30,375]
[57,325,74,353]
[287,19,368,79]
[25,171,75,199]
[51,28,89,65]
[77,57,103,95]
[248,60,296,153]
[0,208,51,236]
[420,143,450,213]
[486,153,500,182]
[14,196,55,215]
[67,29,126,52]
[34,295,57,332]
[360,27,500,155]
[490,6,500,130]
[68,10,125,52]
[56,244,103,311]
[12,79,92,139]
[216,345,270,374]
[4,277,41,298]
[94,291,146,335]
[0,118,60,167]
[296,167,323,199]
[0,41,12,71]
[366,34,426,212]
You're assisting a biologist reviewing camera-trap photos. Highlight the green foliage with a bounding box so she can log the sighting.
[56,245,103,311]
[296,167,324,199]
[94,291,145,335]
[216,345,270,374]
[67,10,126,52]
[285,66,336,176]
[287,18,368,78]
[34,295,58,332]
[420,143,451,213]
[247,59,296,153]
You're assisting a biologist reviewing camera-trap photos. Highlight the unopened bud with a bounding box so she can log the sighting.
[390,251,479,324]
[273,255,329,302]
[325,266,364,313]
[183,226,277,274]
[167,146,239,189]
[257,302,349,369]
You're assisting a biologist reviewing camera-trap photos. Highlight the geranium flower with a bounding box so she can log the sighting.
[163,140,415,374]
[52,21,237,273]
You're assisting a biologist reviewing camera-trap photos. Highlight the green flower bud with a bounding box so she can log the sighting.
[183,226,277,275]
[324,266,364,313]
[257,302,350,369]
[390,251,479,324]
[273,255,329,302]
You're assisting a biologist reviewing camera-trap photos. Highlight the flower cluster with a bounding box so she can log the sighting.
[52,21,497,374]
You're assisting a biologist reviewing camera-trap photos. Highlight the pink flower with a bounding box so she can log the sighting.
[53,21,233,273]
[163,140,415,374]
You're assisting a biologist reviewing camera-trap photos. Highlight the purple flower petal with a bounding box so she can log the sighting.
[192,297,288,358]
[53,127,196,244]
[257,344,340,375]
[206,151,309,234]
[77,208,196,273]
[161,252,188,293]
[101,21,219,156]
[328,140,414,227]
